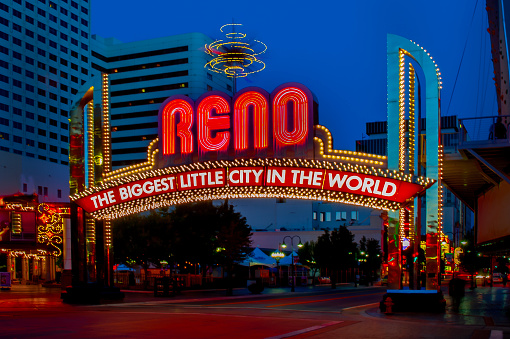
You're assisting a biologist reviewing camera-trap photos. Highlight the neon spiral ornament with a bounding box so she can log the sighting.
[205,24,267,78]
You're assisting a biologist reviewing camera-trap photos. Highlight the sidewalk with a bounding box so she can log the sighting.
[365,284,510,327]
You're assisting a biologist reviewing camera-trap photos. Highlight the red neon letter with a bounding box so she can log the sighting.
[161,99,194,155]
[234,91,268,151]
[273,87,309,147]
[197,95,230,152]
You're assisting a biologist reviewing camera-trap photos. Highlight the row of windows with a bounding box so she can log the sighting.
[111,134,157,143]
[312,211,359,222]
[4,105,69,120]
[5,0,89,26]
[112,159,145,168]
[1,56,87,86]
[2,33,89,65]
[0,100,71,123]
[110,82,188,97]
[110,88,187,109]
[28,185,63,199]
[91,46,188,63]
[110,110,157,121]
[1,16,89,52]
[1,146,69,165]
[0,132,69,153]
[111,122,157,132]
[91,58,188,75]
[1,87,71,105]
[110,70,188,86]
[111,147,149,155]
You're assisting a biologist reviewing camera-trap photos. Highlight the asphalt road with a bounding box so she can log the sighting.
[0,284,507,338]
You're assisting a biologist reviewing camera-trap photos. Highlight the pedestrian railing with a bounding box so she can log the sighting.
[458,115,510,146]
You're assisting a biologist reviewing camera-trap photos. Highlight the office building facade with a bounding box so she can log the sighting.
[0,0,91,201]
[88,33,234,169]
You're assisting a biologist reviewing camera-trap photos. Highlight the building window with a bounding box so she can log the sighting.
[319,212,325,222]
[23,183,27,192]
[13,135,22,143]
[351,211,358,221]
[57,189,62,198]
[38,142,46,150]
[207,85,212,91]
[38,186,43,195]
[341,212,347,221]
[325,212,331,222]
[313,212,317,220]
[207,73,212,80]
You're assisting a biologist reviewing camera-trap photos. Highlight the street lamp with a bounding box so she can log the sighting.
[271,251,285,287]
[281,236,303,292]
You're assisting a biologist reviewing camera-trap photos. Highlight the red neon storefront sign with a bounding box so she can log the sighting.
[75,167,423,214]
[158,83,315,165]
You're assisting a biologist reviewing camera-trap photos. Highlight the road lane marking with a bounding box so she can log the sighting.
[264,321,343,339]
[210,290,379,306]
[266,292,384,308]
[341,302,379,310]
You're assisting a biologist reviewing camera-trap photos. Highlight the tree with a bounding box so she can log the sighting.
[315,226,357,289]
[214,201,252,295]
[365,238,382,283]
[165,201,221,275]
[459,228,483,289]
[298,240,319,285]
[112,210,171,277]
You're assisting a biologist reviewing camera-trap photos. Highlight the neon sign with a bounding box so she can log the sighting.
[71,83,435,220]
[158,83,315,166]
[74,159,427,218]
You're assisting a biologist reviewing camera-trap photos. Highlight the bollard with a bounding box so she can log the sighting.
[384,297,394,315]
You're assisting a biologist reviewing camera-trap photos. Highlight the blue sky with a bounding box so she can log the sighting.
[92,0,495,150]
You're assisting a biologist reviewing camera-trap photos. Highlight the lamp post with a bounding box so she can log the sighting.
[281,236,303,292]
[271,251,285,287]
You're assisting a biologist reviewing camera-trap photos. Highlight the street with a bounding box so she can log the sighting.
[1,284,508,338]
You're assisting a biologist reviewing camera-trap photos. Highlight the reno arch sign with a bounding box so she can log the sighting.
[71,83,434,220]
[158,83,315,166]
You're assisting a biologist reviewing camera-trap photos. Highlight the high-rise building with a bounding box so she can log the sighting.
[355,115,473,245]
[0,0,91,201]
[87,34,234,169]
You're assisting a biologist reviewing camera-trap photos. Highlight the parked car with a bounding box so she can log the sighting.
[317,277,331,284]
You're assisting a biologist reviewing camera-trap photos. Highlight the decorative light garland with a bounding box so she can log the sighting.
[205,23,266,78]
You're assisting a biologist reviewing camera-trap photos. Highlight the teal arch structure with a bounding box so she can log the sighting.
[387,34,442,290]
